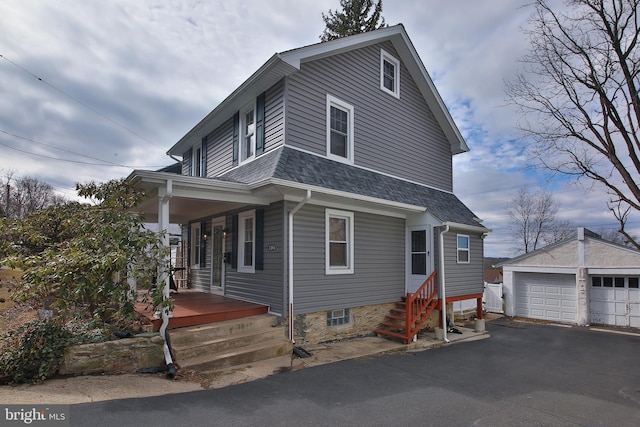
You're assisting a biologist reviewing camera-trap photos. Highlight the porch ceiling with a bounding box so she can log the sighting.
[129,170,274,224]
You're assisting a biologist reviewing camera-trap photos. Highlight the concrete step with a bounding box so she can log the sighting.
[167,314,277,347]
[178,339,293,372]
[171,326,286,361]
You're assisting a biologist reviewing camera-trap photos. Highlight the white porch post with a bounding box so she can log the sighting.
[158,179,175,372]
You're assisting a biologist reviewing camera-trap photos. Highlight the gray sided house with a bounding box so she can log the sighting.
[129,25,490,344]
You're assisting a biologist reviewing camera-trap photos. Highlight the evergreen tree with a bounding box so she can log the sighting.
[320,0,387,42]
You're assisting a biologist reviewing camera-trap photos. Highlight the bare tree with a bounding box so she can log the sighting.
[507,0,640,249]
[509,188,573,254]
[320,0,386,42]
[0,172,64,219]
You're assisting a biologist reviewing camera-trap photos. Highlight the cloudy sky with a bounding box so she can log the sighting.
[0,0,634,257]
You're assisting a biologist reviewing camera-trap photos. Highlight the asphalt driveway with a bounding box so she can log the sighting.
[69,318,640,426]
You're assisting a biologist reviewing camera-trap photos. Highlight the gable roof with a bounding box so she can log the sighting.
[219,146,487,230]
[168,24,468,157]
[499,227,640,266]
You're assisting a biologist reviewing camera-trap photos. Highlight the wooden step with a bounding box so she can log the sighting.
[373,328,411,343]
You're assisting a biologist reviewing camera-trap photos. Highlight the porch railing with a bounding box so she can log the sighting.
[405,270,438,342]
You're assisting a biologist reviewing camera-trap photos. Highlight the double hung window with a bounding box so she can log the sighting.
[240,105,255,163]
[326,209,354,274]
[457,234,470,263]
[380,49,400,98]
[326,95,354,163]
[238,210,255,273]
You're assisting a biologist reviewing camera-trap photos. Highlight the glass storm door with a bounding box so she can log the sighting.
[408,228,431,294]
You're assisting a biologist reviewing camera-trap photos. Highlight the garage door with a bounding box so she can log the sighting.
[515,273,577,323]
[590,276,640,327]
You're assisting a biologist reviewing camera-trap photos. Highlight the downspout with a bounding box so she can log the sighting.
[158,179,176,377]
[288,190,311,343]
[439,224,450,343]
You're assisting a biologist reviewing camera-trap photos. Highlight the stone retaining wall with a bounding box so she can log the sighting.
[59,333,165,375]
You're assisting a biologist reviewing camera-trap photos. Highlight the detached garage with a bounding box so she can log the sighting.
[502,228,640,327]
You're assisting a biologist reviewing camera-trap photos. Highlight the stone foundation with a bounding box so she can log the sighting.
[294,302,402,345]
[59,333,165,375]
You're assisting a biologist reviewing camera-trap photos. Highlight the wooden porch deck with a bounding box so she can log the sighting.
[135,290,269,331]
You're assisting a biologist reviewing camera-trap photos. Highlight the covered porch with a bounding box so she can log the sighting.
[135,290,269,331]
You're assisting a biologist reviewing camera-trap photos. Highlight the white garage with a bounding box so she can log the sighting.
[514,272,577,323]
[501,228,640,327]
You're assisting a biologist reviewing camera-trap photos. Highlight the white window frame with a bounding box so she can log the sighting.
[457,234,470,264]
[326,95,354,164]
[240,102,256,165]
[325,209,354,275]
[190,223,201,268]
[192,146,202,177]
[380,49,400,98]
[237,210,256,273]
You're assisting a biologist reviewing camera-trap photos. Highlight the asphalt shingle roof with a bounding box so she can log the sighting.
[221,147,486,229]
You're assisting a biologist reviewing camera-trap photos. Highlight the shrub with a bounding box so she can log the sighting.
[0,318,71,384]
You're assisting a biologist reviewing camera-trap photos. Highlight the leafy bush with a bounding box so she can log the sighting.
[0,318,71,384]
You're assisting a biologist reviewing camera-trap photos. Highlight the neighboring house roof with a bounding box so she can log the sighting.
[156,163,182,174]
[484,268,503,284]
[168,24,468,158]
[219,146,487,230]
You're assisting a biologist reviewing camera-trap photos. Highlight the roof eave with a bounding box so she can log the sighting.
[167,55,298,157]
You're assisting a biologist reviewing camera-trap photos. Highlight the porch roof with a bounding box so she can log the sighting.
[128,146,488,232]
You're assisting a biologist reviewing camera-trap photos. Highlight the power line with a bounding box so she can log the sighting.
[0,53,164,149]
[0,133,167,169]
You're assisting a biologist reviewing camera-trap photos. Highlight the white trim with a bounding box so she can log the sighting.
[457,234,470,264]
[380,49,400,98]
[237,210,256,273]
[326,94,354,164]
[325,209,354,275]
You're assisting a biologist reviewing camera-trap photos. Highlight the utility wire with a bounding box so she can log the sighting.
[0,53,164,149]
[0,132,166,168]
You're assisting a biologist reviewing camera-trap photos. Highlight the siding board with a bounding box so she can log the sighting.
[285,41,453,191]
[442,230,484,298]
[292,204,405,313]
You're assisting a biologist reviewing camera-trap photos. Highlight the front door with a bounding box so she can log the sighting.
[407,227,432,294]
[210,218,225,294]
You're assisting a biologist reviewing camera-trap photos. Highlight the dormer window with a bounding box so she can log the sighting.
[326,94,354,164]
[380,49,400,98]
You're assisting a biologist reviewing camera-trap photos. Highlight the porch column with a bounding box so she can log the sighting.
[157,179,175,373]
[476,297,483,320]
[157,180,172,298]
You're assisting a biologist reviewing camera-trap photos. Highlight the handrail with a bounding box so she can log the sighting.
[405,271,438,343]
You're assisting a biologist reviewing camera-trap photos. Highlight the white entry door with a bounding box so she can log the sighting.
[407,227,432,294]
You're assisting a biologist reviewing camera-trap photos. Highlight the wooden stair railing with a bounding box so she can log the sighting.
[373,271,438,344]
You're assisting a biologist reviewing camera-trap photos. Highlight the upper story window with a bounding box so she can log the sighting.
[457,234,470,264]
[238,210,255,273]
[326,209,354,275]
[326,95,354,164]
[240,104,256,164]
[192,147,202,177]
[380,49,400,98]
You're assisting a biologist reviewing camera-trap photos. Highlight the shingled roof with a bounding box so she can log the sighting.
[220,147,486,229]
